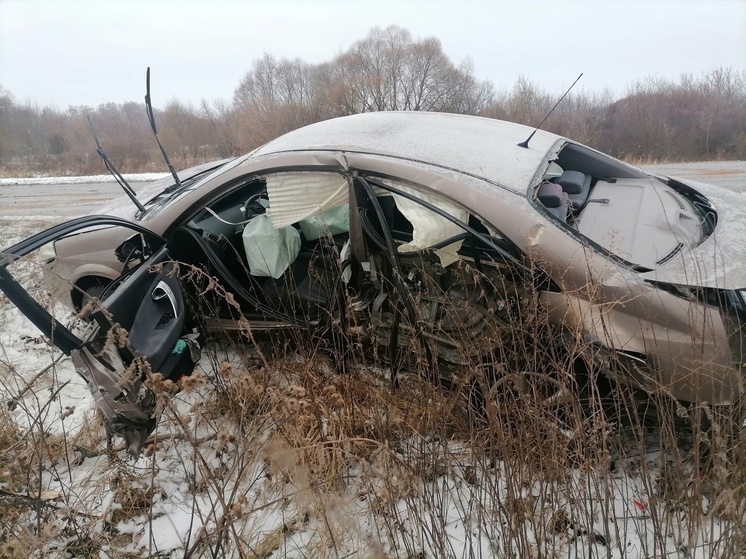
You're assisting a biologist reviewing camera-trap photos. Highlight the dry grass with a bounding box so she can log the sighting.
[1,245,745,558]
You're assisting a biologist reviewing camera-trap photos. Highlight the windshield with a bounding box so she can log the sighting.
[136,157,240,220]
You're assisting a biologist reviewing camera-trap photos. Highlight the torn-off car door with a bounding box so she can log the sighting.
[0,216,198,456]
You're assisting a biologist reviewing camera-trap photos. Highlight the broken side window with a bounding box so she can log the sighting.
[374,178,469,267]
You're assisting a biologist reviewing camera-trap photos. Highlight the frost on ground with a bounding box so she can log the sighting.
[0,173,169,186]
[1,216,744,558]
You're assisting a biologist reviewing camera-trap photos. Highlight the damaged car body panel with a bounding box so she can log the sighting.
[0,216,199,455]
[3,112,745,453]
[42,158,236,309]
[233,144,742,407]
[639,176,746,290]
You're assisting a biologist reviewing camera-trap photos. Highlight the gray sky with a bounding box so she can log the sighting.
[1,0,744,109]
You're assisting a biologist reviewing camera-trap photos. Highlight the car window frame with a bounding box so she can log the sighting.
[0,216,167,355]
[362,174,529,273]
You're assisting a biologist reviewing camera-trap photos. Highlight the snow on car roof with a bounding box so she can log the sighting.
[254,112,564,194]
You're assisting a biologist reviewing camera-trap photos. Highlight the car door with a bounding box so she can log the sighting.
[0,215,196,455]
[168,172,350,328]
[348,174,536,378]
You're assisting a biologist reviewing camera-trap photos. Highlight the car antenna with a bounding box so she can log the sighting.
[517,73,583,149]
[87,115,147,213]
[145,67,181,187]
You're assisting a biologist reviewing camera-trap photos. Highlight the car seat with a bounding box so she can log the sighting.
[557,170,592,210]
[537,182,570,221]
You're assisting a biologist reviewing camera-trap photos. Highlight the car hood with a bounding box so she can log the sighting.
[640,176,746,289]
[95,158,234,222]
[95,192,147,221]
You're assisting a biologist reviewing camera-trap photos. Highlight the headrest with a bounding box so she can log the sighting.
[558,170,587,194]
[538,182,563,208]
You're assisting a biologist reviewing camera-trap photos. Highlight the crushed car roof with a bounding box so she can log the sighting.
[253,112,564,194]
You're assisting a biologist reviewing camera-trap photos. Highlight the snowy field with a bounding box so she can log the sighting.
[0,172,170,186]
[0,164,744,558]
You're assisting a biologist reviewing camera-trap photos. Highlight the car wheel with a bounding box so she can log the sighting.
[583,349,722,442]
[75,278,110,312]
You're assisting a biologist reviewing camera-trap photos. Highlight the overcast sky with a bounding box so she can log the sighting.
[1,0,744,109]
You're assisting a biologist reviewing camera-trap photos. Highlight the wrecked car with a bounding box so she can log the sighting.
[2,111,745,454]
[38,157,234,310]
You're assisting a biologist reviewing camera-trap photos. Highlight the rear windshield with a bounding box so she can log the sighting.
[535,144,713,270]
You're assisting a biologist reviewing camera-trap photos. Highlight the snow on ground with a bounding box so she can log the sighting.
[1,202,738,557]
[1,334,730,555]
[0,217,93,436]
[0,172,169,186]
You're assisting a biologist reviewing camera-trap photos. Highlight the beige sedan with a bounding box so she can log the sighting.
[5,111,744,452]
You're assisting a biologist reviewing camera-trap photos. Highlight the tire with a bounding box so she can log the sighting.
[75,279,110,312]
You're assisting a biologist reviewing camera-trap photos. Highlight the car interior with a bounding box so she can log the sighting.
[535,143,715,270]
[165,172,525,339]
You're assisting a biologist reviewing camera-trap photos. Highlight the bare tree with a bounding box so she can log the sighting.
[2,27,745,176]
[322,25,493,115]
[200,98,239,158]
[233,54,321,148]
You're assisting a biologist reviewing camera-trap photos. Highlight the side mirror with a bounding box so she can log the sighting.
[115,233,148,265]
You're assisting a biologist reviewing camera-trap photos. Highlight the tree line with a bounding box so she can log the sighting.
[1,25,744,177]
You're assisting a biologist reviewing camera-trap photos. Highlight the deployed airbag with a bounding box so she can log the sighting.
[242,214,301,279]
[267,172,349,229]
[385,181,469,267]
[298,204,350,240]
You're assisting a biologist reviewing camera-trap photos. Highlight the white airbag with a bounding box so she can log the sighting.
[385,181,469,267]
[242,214,301,279]
[299,204,350,240]
[267,173,349,229]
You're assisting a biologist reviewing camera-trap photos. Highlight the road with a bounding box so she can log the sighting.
[0,181,126,218]
[0,162,743,218]
[644,161,746,192]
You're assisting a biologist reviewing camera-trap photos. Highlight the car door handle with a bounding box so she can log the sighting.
[152,280,178,318]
